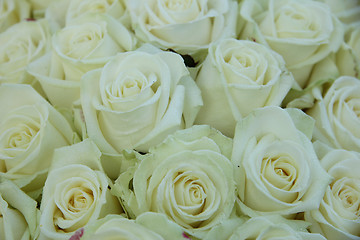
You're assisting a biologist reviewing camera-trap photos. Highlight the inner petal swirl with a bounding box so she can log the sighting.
[173,171,207,215]
[331,177,360,219]
[261,154,297,191]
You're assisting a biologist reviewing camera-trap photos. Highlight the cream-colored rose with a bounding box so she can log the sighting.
[0,19,50,84]
[72,214,164,240]
[45,0,129,32]
[0,180,40,240]
[307,76,360,152]
[232,106,331,217]
[0,0,30,32]
[284,43,359,110]
[126,0,238,58]
[283,21,360,110]
[228,215,326,240]
[81,45,202,153]
[307,21,360,84]
[305,144,360,240]
[239,0,344,88]
[195,38,293,137]
[317,0,360,24]
[39,139,123,240]
[113,125,235,239]
[27,13,136,108]
[0,84,74,198]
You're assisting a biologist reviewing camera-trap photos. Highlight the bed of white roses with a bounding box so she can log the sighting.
[0,0,360,239]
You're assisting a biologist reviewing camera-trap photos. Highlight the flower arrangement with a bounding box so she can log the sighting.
[0,0,360,239]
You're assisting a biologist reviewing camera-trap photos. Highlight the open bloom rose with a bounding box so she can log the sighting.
[73,214,164,240]
[309,21,360,83]
[195,38,293,137]
[305,145,360,240]
[0,180,40,240]
[228,215,326,240]
[288,22,360,110]
[0,84,74,198]
[81,45,202,153]
[232,106,331,217]
[113,125,235,239]
[126,0,238,57]
[39,140,123,240]
[0,19,50,84]
[239,0,344,88]
[27,13,136,108]
[307,76,360,152]
[0,0,30,32]
[45,0,129,31]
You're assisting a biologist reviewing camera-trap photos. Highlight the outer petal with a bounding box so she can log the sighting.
[228,215,326,240]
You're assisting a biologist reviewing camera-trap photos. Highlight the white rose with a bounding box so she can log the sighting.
[0,180,40,240]
[305,143,360,240]
[317,0,360,24]
[126,0,238,58]
[194,38,293,137]
[307,76,360,152]
[308,21,360,83]
[71,214,164,240]
[113,125,235,239]
[229,215,326,240]
[39,139,123,240]
[239,0,344,88]
[81,45,202,153]
[0,84,74,198]
[284,22,360,110]
[0,0,30,32]
[27,13,136,108]
[45,0,129,32]
[0,19,50,84]
[284,45,358,110]
[232,106,331,217]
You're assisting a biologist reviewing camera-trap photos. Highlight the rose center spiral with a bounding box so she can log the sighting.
[0,106,42,159]
[262,155,297,190]
[67,188,94,213]
[173,171,207,215]
[332,178,360,217]
[2,41,28,63]
[7,124,38,149]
